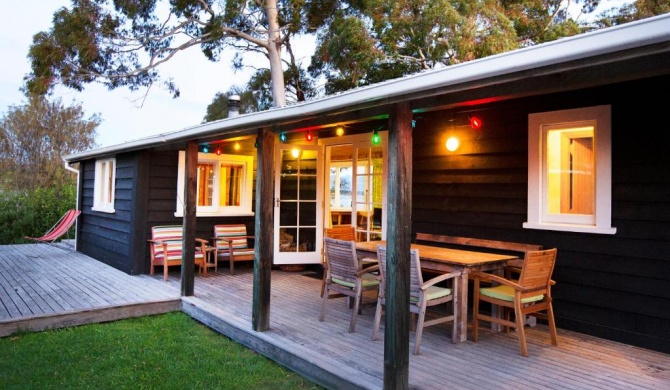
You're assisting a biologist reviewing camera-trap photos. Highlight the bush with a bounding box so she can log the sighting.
[0,184,76,244]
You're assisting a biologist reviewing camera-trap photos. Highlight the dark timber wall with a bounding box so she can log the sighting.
[412,74,670,353]
[78,149,256,276]
[78,152,143,274]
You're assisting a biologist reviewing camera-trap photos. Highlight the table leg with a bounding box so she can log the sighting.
[454,272,469,342]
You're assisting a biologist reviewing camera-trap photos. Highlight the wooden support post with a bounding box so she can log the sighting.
[253,128,274,331]
[384,102,413,390]
[181,140,197,296]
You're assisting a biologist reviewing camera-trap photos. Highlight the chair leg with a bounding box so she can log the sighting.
[348,289,361,333]
[372,300,383,341]
[319,283,329,322]
[515,300,529,357]
[472,282,480,342]
[164,264,168,282]
[230,257,235,275]
[414,304,428,355]
[547,304,558,346]
[320,268,327,298]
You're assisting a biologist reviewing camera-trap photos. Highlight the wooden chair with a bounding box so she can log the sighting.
[213,224,255,274]
[471,248,559,357]
[319,237,380,333]
[372,245,460,355]
[321,226,376,297]
[148,225,208,282]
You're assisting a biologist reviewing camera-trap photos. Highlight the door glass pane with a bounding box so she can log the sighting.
[279,227,297,252]
[298,228,316,252]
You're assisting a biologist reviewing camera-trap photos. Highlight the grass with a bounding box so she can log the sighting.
[0,312,323,390]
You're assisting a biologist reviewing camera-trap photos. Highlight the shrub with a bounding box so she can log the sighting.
[0,184,76,244]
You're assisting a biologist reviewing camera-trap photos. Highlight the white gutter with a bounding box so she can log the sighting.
[64,13,670,162]
[63,160,80,248]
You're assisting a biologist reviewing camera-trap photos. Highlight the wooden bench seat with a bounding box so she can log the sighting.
[148,225,208,281]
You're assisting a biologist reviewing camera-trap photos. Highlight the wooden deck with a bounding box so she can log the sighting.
[2,245,669,389]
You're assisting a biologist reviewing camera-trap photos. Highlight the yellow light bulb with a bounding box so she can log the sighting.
[446,137,459,152]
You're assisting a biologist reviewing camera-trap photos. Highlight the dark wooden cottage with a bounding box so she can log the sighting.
[64,13,670,386]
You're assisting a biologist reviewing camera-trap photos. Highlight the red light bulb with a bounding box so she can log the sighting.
[469,116,483,130]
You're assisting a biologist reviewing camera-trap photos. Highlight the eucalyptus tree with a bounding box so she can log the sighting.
[25,0,312,108]
[307,0,623,94]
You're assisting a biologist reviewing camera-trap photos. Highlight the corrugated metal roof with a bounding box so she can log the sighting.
[64,13,670,162]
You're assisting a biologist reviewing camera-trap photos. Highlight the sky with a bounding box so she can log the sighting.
[0,2,630,149]
[0,1,313,149]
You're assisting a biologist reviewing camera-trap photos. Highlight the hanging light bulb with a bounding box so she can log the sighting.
[279,132,287,143]
[305,130,313,142]
[254,137,259,148]
[446,137,460,152]
[336,126,344,136]
[372,129,381,145]
[234,142,241,151]
[201,145,210,153]
[469,115,483,130]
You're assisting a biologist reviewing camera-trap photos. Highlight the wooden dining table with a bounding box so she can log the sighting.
[355,240,519,342]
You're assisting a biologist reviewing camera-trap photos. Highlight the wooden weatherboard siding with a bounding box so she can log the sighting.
[78,153,138,273]
[411,74,670,353]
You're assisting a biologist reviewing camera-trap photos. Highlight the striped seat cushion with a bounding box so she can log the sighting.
[151,225,204,260]
[214,225,250,253]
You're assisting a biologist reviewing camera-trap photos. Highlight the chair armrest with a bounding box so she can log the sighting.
[195,238,208,244]
[470,270,521,290]
[421,271,461,290]
[147,239,168,250]
[356,264,379,276]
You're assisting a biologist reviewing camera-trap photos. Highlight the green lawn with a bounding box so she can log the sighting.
[0,312,322,390]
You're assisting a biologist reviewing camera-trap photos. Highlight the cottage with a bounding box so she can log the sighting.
[64,13,670,384]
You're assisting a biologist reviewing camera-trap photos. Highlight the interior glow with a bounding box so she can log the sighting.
[234,142,240,151]
[291,148,302,159]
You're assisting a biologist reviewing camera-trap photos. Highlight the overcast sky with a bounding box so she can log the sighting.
[0,1,313,148]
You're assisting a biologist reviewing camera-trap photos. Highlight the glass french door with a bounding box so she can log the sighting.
[274,144,324,264]
[322,133,387,242]
[353,144,385,242]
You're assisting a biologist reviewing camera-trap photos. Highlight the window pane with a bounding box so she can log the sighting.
[105,161,114,203]
[197,163,215,206]
[546,127,594,216]
[220,164,242,206]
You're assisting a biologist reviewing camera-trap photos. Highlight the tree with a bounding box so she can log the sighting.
[203,86,258,122]
[306,0,651,94]
[25,0,315,108]
[0,95,99,192]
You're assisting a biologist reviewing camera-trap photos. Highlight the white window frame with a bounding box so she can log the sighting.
[524,105,616,234]
[175,151,254,217]
[92,157,116,213]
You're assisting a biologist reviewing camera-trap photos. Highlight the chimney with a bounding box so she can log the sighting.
[228,95,240,118]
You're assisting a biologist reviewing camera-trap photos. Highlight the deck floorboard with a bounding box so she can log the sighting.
[1,245,668,389]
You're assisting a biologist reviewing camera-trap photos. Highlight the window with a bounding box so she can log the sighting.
[92,158,116,213]
[176,151,254,216]
[524,105,616,234]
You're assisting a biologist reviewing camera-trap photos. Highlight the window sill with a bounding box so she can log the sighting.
[92,206,115,214]
[523,222,616,235]
[174,211,255,218]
